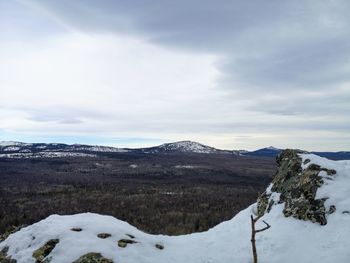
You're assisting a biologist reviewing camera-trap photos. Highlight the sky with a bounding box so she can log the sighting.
[0,0,349,151]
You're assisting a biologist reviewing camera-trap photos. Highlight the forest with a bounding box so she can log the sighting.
[0,153,275,235]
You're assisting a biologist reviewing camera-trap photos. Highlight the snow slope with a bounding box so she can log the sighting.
[1,154,350,263]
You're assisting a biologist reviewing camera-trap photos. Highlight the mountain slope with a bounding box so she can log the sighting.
[137,140,234,154]
[1,141,349,160]
[244,146,282,157]
[1,150,349,262]
[0,141,235,158]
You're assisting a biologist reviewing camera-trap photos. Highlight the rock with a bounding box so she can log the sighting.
[155,244,164,250]
[71,228,82,232]
[0,246,17,263]
[0,225,26,242]
[32,239,59,263]
[97,233,111,239]
[256,149,334,225]
[125,234,135,239]
[303,158,311,165]
[72,252,113,263]
[117,239,137,248]
[328,205,336,214]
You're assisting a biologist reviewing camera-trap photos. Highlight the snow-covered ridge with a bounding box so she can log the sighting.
[0,152,97,159]
[142,140,229,154]
[1,152,349,262]
[1,141,349,159]
[0,141,129,159]
[0,141,30,147]
[0,140,235,158]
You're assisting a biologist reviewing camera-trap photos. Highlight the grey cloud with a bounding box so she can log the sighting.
[20,0,350,146]
[31,0,350,92]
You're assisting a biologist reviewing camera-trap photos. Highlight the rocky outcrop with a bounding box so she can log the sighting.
[0,225,26,242]
[72,253,113,263]
[257,149,336,225]
[0,246,16,263]
[32,239,59,263]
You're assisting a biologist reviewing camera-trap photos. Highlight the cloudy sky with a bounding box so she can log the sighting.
[1,0,349,150]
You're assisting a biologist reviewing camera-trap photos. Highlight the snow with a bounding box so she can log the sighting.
[72,145,130,153]
[175,165,196,169]
[154,141,221,154]
[0,141,29,147]
[1,154,350,263]
[0,142,129,158]
[300,154,350,220]
[265,146,280,151]
[2,146,21,151]
[0,152,97,158]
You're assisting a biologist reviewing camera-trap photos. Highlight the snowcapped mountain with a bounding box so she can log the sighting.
[0,142,129,158]
[0,141,349,160]
[1,150,349,262]
[0,141,236,158]
[138,140,235,154]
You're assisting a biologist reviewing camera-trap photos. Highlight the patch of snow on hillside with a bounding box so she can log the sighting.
[266,146,280,151]
[0,141,29,147]
[158,141,219,154]
[74,145,130,153]
[0,152,97,158]
[175,165,196,169]
[2,146,22,151]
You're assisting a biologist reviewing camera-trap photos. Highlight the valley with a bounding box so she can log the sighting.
[0,151,275,236]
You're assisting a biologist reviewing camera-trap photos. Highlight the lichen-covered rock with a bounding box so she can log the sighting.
[72,252,113,263]
[71,228,82,232]
[256,149,336,225]
[0,225,26,242]
[0,246,17,263]
[155,244,164,250]
[117,239,137,248]
[32,239,59,263]
[97,233,111,239]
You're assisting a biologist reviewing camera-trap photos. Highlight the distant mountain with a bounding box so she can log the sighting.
[244,146,282,157]
[136,141,235,154]
[0,140,236,158]
[0,141,349,160]
[0,141,129,158]
[311,151,350,161]
[244,146,350,160]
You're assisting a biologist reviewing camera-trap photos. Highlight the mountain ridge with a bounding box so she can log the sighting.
[0,141,349,160]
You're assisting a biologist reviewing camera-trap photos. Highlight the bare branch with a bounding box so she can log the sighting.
[255,220,271,233]
[250,215,271,263]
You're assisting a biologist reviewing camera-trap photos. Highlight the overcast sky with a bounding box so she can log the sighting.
[1,0,349,150]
